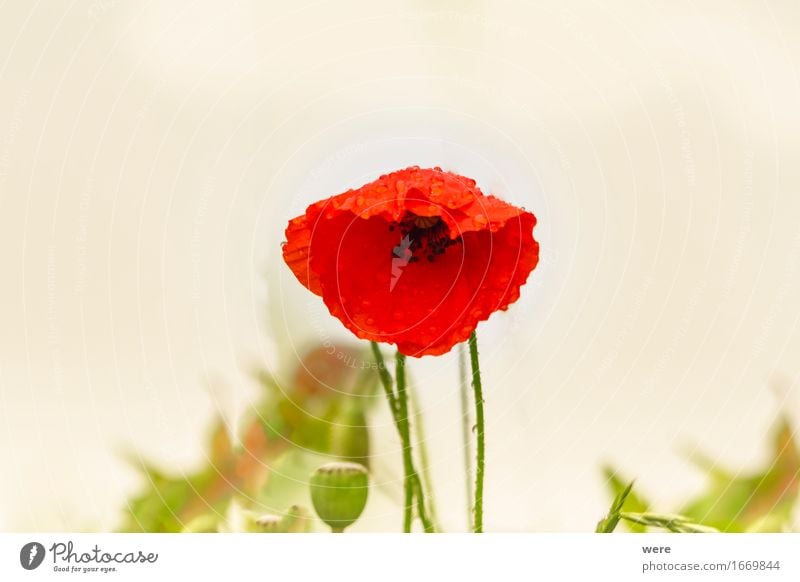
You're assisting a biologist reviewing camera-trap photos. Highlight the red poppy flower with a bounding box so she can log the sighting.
[283,166,539,357]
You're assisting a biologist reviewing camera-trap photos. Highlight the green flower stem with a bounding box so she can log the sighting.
[395,353,435,533]
[370,343,434,532]
[411,475,434,532]
[468,331,485,533]
[395,352,415,532]
[370,342,398,419]
[408,381,440,531]
[458,342,474,531]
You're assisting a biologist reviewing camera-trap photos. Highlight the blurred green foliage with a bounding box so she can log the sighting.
[120,340,799,533]
[119,344,379,533]
[603,416,800,533]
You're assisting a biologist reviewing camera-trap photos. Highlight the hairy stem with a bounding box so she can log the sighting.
[395,352,415,532]
[370,343,434,532]
[468,331,485,533]
[395,354,435,532]
[458,342,474,530]
[370,342,397,420]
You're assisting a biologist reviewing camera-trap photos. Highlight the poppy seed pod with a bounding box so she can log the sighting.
[309,462,369,532]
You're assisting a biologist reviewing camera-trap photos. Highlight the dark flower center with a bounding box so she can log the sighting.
[389,213,461,263]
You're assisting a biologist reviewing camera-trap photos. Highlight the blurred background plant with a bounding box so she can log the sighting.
[119,343,381,533]
[600,416,799,533]
[120,333,799,534]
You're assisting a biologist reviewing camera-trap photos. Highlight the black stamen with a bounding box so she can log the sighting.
[391,212,462,265]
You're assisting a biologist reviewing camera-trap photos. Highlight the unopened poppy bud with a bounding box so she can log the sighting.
[282,505,313,533]
[309,462,369,532]
[254,514,284,533]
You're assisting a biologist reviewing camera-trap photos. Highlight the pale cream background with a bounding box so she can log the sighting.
[1,0,799,531]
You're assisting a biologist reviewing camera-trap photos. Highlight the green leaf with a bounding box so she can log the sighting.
[599,467,650,532]
[619,512,718,533]
[597,474,643,533]
[680,416,800,532]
